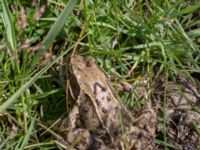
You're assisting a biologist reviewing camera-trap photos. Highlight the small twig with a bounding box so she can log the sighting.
[37,122,71,149]
[66,80,70,112]
[76,0,84,16]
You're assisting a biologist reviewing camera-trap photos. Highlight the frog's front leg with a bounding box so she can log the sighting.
[56,105,93,150]
[55,128,92,150]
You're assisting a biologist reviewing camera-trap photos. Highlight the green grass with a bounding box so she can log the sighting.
[0,0,200,149]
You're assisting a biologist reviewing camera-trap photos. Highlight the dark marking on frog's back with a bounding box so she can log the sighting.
[101,108,107,114]
[96,99,100,105]
[94,82,107,94]
[107,96,111,101]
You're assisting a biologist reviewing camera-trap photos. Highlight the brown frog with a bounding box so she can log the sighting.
[56,55,156,150]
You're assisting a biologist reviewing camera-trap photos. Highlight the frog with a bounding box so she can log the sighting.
[55,54,156,150]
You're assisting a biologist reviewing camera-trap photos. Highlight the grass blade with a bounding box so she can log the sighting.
[0,44,73,112]
[18,115,36,150]
[1,0,16,50]
[0,0,78,112]
[41,0,77,50]
[171,4,200,18]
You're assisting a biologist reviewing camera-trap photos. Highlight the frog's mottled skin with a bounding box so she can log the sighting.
[56,55,156,150]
